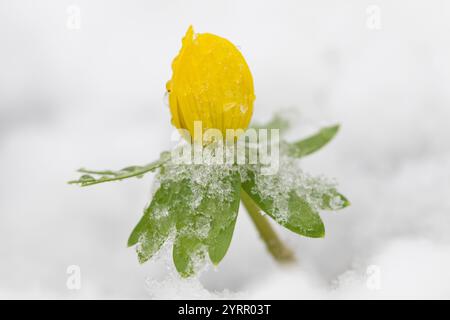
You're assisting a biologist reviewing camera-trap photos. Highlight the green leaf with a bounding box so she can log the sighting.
[241,170,325,238]
[128,164,241,277]
[128,182,171,247]
[208,220,237,264]
[173,212,208,277]
[68,152,170,187]
[127,180,182,263]
[172,170,241,276]
[203,171,240,265]
[170,177,209,277]
[286,124,340,158]
[286,192,325,237]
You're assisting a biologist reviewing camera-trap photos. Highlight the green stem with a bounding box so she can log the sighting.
[240,189,296,263]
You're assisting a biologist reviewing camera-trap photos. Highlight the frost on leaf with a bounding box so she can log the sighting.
[241,154,346,238]
[128,160,240,277]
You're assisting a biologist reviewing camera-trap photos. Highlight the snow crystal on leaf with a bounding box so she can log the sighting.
[158,150,239,205]
[142,155,239,275]
[250,154,338,222]
[329,195,345,210]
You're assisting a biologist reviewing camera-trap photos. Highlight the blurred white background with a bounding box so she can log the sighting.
[1,0,450,299]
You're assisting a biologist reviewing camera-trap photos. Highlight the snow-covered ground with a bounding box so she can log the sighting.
[1,0,450,299]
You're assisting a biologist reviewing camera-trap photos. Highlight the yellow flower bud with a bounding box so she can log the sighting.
[166,26,255,140]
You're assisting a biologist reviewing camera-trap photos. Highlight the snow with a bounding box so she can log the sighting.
[160,159,237,205]
[1,0,450,299]
[249,155,339,220]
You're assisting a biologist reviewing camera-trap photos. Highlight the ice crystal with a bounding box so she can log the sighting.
[159,145,239,205]
[248,154,338,223]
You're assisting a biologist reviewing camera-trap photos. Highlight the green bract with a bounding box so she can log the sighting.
[69,118,349,277]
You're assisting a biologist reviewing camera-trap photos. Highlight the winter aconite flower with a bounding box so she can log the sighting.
[166,26,255,138]
[69,26,350,278]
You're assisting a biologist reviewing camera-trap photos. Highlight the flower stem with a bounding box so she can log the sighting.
[240,189,296,263]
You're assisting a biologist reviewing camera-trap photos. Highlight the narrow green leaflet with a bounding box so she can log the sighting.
[173,212,208,277]
[286,124,340,158]
[286,192,325,237]
[241,169,325,238]
[202,171,240,265]
[127,178,187,263]
[68,152,170,187]
[172,170,241,277]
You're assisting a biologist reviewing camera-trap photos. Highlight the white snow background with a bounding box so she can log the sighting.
[1,0,450,299]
